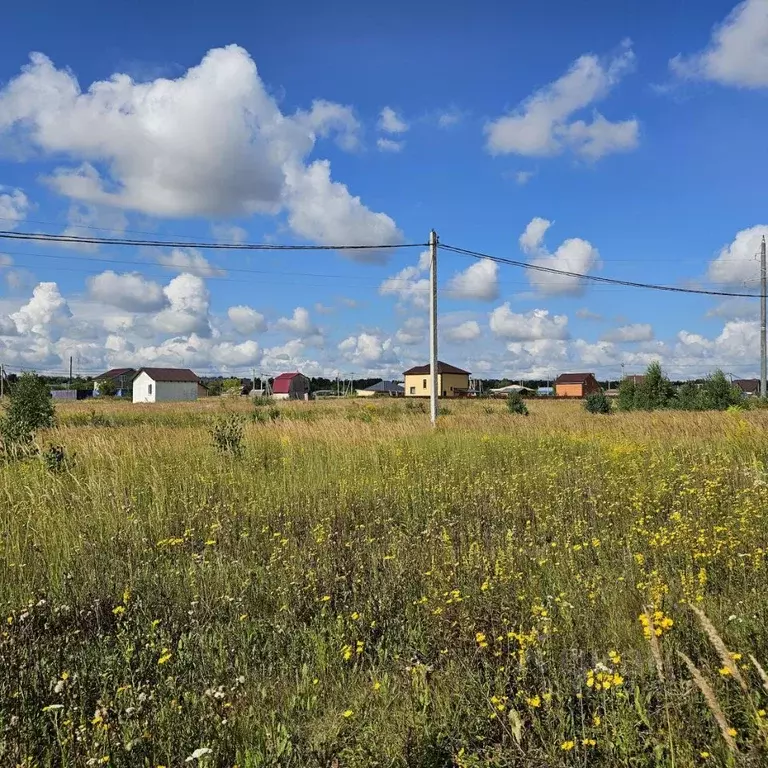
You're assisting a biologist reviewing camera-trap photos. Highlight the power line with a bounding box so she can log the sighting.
[441,242,762,299]
[0,230,427,251]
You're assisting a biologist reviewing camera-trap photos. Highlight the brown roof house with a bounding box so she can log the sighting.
[555,372,601,398]
[131,368,208,403]
[734,379,760,397]
[403,361,470,398]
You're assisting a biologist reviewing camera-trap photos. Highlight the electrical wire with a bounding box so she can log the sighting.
[440,242,763,299]
[0,230,427,251]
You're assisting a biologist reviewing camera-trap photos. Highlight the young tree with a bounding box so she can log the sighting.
[616,379,636,411]
[675,381,701,411]
[634,362,673,410]
[97,378,117,397]
[506,391,529,416]
[699,370,742,411]
[1,372,55,452]
[584,391,611,414]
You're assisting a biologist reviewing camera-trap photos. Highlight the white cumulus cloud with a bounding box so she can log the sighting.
[447,259,499,301]
[444,320,481,343]
[275,306,320,339]
[601,323,654,343]
[379,253,431,308]
[395,317,426,345]
[670,0,768,88]
[228,305,267,334]
[157,247,226,277]
[0,46,401,256]
[0,187,29,228]
[152,273,211,336]
[485,42,638,160]
[11,282,71,338]
[707,225,767,286]
[518,217,600,295]
[489,304,569,341]
[87,271,167,312]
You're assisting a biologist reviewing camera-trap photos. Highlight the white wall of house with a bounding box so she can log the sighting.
[132,372,199,403]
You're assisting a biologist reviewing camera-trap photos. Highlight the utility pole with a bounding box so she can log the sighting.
[68,356,73,390]
[429,229,439,426]
[761,235,766,398]
[0,364,4,398]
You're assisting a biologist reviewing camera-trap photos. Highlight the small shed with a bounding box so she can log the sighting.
[132,368,207,403]
[554,372,601,398]
[272,372,311,400]
[734,378,760,397]
[403,361,470,398]
[357,380,404,398]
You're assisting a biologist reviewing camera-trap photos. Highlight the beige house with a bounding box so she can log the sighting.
[403,362,470,398]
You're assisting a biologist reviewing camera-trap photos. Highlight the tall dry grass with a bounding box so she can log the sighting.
[1,397,767,766]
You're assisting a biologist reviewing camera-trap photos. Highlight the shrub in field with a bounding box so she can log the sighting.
[506,391,528,415]
[675,380,701,410]
[1,372,55,456]
[251,395,273,407]
[634,362,674,410]
[210,414,245,456]
[616,378,636,411]
[584,391,611,414]
[252,406,280,424]
[699,370,742,411]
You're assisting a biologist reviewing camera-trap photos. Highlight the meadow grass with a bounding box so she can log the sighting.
[2,398,768,766]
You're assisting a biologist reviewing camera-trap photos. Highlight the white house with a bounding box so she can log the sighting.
[132,368,207,403]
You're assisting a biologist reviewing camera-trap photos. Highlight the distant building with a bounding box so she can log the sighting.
[357,380,404,397]
[403,361,470,398]
[623,375,646,387]
[94,367,136,396]
[489,384,536,398]
[734,378,760,397]
[272,372,311,400]
[554,372,601,398]
[537,386,554,397]
[132,368,207,403]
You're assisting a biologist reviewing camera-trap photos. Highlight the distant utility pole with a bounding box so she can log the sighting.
[429,229,438,426]
[68,356,73,390]
[0,364,4,398]
[761,235,767,398]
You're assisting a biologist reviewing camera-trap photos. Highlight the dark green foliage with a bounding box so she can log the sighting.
[97,378,117,397]
[699,370,743,411]
[250,395,273,407]
[634,362,674,410]
[252,405,280,424]
[675,381,701,411]
[584,391,611,414]
[1,373,55,456]
[506,391,529,416]
[616,379,636,412]
[42,444,71,473]
[210,414,245,456]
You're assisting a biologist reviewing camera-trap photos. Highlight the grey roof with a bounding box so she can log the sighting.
[132,367,200,383]
[363,380,404,393]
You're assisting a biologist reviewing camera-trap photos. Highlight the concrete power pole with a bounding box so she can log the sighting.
[429,230,439,426]
[762,236,767,398]
[68,356,73,390]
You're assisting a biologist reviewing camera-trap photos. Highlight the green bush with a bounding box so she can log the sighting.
[675,381,701,411]
[584,391,611,414]
[699,370,742,411]
[210,414,245,457]
[616,379,636,411]
[506,392,529,416]
[634,362,674,410]
[97,378,117,397]
[1,373,55,457]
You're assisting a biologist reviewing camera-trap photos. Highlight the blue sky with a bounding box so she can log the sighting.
[0,0,767,379]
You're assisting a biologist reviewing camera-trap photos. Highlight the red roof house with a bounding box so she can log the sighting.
[272,372,311,400]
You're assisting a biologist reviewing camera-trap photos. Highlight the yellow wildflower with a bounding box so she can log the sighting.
[560,741,575,751]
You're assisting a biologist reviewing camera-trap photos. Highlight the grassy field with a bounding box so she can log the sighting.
[2,397,768,767]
